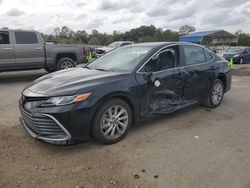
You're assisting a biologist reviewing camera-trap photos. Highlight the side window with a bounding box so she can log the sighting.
[142,47,177,72]
[0,31,10,44]
[204,50,213,62]
[183,45,206,65]
[15,31,38,44]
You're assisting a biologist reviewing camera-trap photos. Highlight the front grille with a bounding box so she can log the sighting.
[20,107,67,139]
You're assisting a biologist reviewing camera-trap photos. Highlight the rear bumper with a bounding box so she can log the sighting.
[225,57,241,64]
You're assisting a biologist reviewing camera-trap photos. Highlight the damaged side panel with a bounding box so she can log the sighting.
[147,68,198,114]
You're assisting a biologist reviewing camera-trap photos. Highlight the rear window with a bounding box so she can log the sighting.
[204,50,213,62]
[15,31,38,44]
[0,31,10,44]
[183,45,206,65]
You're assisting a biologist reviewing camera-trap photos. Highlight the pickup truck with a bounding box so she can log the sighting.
[0,28,86,72]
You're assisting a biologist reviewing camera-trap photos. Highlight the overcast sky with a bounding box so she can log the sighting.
[0,0,250,34]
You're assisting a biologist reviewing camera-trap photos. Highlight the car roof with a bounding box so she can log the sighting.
[131,42,200,49]
[113,41,134,43]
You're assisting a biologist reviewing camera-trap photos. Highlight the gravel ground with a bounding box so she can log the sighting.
[0,65,250,188]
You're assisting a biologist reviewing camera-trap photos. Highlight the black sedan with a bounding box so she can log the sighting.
[223,47,250,64]
[19,42,231,145]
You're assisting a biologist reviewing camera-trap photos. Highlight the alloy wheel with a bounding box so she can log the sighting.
[60,61,74,69]
[100,105,129,140]
[211,82,223,106]
[240,58,244,64]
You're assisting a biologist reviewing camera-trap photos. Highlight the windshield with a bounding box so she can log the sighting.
[227,48,245,54]
[108,42,121,48]
[87,46,153,72]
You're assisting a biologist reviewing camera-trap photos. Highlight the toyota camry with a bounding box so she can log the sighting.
[19,42,231,145]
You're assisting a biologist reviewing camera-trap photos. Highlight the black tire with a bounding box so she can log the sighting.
[92,98,132,144]
[203,79,224,108]
[56,57,76,71]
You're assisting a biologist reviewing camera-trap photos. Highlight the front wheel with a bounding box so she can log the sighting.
[203,79,224,108]
[57,57,76,71]
[92,99,132,144]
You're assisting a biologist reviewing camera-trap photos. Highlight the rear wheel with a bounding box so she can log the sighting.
[56,57,75,71]
[203,79,224,108]
[92,99,132,144]
[239,58,244,64]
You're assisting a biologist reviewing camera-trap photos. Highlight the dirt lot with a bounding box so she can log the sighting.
[0,65,250,188]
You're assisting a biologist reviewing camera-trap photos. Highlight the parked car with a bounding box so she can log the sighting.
[95,41,134,57]
[19,42,231,145]
[0,28,86,72]
[223,47,250,64]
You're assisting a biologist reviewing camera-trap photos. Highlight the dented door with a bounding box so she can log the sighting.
[147,68,187,113]
[136,45,188,114]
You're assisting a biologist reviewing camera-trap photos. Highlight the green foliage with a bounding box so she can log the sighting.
[238,33,250,46]
[43,25,180,45]
[42,25,250,46]
[179,25,196,35]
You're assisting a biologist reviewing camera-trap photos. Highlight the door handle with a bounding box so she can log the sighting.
[34,47,43,50]
[3,47,13,50]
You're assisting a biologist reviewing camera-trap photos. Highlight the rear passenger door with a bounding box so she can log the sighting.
[0,31,15,68]
[14,31,45,67]
[180,45,217,102]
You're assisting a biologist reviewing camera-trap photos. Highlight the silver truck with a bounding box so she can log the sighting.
[0,28,86,72]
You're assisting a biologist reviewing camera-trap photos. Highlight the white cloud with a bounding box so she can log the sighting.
[0,0,249,34]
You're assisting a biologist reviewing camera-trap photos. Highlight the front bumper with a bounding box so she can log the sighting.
[19,106,72,145]
[19,99,94,145]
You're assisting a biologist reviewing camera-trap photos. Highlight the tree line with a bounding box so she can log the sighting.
[42,25,250,46]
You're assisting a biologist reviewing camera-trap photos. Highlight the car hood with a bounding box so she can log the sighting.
[23,68,127,97]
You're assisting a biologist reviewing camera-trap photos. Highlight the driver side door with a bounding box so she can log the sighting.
[136,45,187,114]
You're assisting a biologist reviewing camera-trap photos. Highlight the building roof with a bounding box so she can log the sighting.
[180,30,221,38]
[179,30,236,43]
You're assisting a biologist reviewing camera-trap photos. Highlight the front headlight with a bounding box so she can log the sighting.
[233,54,240,58]
[41,93,91,107]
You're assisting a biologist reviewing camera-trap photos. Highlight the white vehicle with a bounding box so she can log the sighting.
[95,41,134,57]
